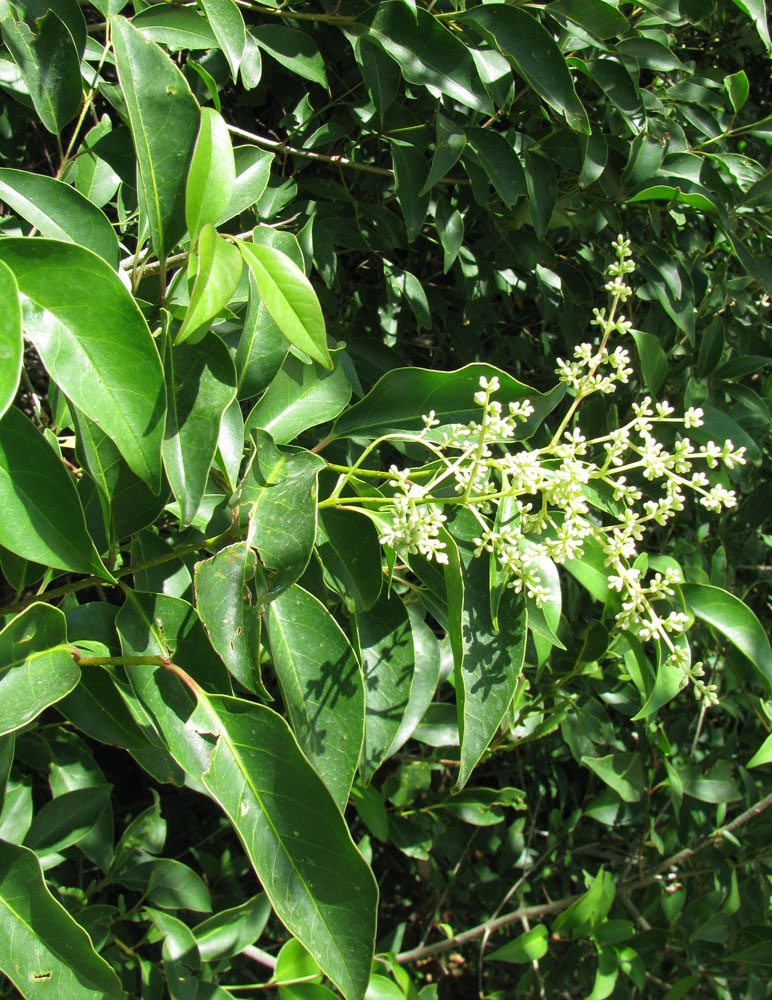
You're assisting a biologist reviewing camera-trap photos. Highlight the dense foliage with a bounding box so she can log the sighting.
[0,0,771,997]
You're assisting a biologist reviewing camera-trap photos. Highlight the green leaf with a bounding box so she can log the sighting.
[488,924,549,963]
[117,858,212,912]
[238,241,331,369]
[729,0,772,54]
[465,128,526,207]
[552,868,615,939]
[354,36,401,123]
[188,694,378,1000]
[0,841,122,998]
[386,608,441,756]
[316,508,382,613]
[632,642,689,721]
[747,732,772,768]
[220,147,274,226]
[358,591,414,782]
[453,523,527,790]
[274,938,322,984]
[0,260,21,421]
[581,753,644,802]
[0,8,81,134]
[194,541,271,698]
[236,270,289,400]
[186,109,236,244]
[240,431,325,597]
[420,117,465,196]
[0,238,165,490]
[331,364,564,441]
[199,0,246,79]
[111,15,201,261]
[176,227,243,345]
[357,2,493,115]
[0,408,106,576]
[631,330,668,394]
[250,24,327,87]
[0,604,81,737]
[0,169,119,268]
[390,141,429,243]
[461,5,590,133]
[524,150,557,239]
[131,5,216,50]
[681,583,772,693]
[266,585,365,810]
[163,332,237,526]
[435,199,463,274]
[194,894,271,962]
[546,0,629,40]
[245,351,351,447]
[23,785,112,860]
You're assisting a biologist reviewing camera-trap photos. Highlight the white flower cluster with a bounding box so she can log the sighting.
[375,237,745,707]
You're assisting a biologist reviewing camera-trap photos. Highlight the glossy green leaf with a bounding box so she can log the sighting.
[354,36,401,122]
[0,260,21,421]
[0,169,119,268]
[23,785,112,859]
[194,894,271,961]
[747,732,772,768]
[274,938,322,984]
[131,5,216,50]
[385,608,441,756]
[72,116,121,209]
[0,8,81,134]
[0,407,106,576]
[465,127,525,207]
[117,858,212,912]
[488,924,549,963]
[176,227,243,345]
[0,239,165,490]
[730,0,772,54]
[681,583,772,693]
[219,146,274,226]
[236,269,288,400]
[163,332,237,526]
[331,364,564,441]
[245,351,351,447]
[461,5,589,133]
[238,241,331,370]
[111,15,201,260]
[390,141,429,243]
[546,0,629,40]
[552,868,615,939]
[188,694,378,1000]
[0,603,80,736]
[199,0,246,79]
[358,2,492,114]
[581,753,644,802]
[435,199,463,274]
[453,522,527,790]
[239,431,324,597]
[358,591,414,782]
[631,330,668,395]
[266,584,365,810]
[421,117,465,196]
[194,541,270,697]
[316,508,382,613]
[524,150,557,239]
[0,841,122,998]
[250,24,327,87]
[186,109,236,244]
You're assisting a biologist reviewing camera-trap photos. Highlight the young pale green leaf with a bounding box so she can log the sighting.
[552,868,615,939]
[193,895,271,962]
[274,938,322,984]
[681,583,772,693]
[163,332,237,526]
[331,364,564,441]
[358,591,415,783]
[266,585,365,810]
[747,732,772,768]
[487,924,549,963]
[238,241,331,369]
[316,508,382,613]
[0,238,165,491]
[240,431,325,597]
[186,109,236,244]
[199,0,247,79]
[0,603,81,736]
[0,841,122,998]
[461,4,590,133]
[176,227,243,345]
[0,169,119,268]
[188,694,378,1000]
[219,147,274,226]
[0,408,107,577]
[0,8,81,135]
[111,15,201,260]
[357,2,493,114]
[244,350,351,446]
[194,541,271,698]
[453,524,527,791]
[0,260,21,421]
[250,24,327,87]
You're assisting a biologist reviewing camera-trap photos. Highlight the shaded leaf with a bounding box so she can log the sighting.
[0,260,22,421]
